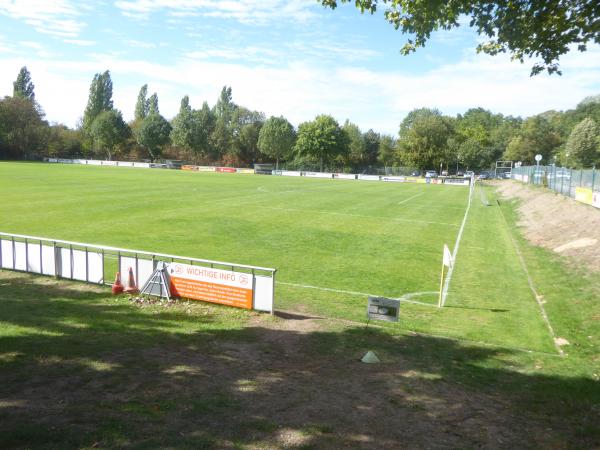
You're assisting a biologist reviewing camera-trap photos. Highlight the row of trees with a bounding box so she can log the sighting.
[1,67,599,170]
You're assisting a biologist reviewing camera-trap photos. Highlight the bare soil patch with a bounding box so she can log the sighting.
[495,181,600,272]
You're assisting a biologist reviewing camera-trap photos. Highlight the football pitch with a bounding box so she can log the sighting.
[0,162,580,353]
[2,162,600,447]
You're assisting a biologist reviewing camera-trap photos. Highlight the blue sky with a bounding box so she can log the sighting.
[1,0,599,134]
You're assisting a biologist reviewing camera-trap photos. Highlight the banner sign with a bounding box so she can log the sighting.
[381,176,406,183]
[236,168,255,174]
[168,262,253,309]
[358,174,380,181]
[305,172,333,178]
[593,191,600,209]
[576,187,593,205]
[443,177,470,186]
[182,165,199,171]
[367,296,400,322]
[334,173,357,180]
[216,167,236,173]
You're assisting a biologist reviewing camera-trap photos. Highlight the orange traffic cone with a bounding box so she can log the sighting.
[124,267,139,294]
[112,272,124,295]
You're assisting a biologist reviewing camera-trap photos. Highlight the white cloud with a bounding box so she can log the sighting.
[126,40,157,49]
[0,45,598,134]
[0,0,86,37]
[19,41,44,50]
[114,0,317,25]
[63,39,96,46]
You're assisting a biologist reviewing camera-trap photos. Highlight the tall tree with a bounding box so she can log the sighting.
[13,67,35,101]
[294,115,349,172]
[397,108,454,170]
[257,116,296,169]
[215,86,236,123]
[82,71,113,132]
[377,134,397,168]
[363,129,381,166]
[170,95,193,151]
[320,0,600,75]
[89,109,130,161]
[136,113,172,161]
[342,120,366,168]
[504,115,562,164]
[134,84,149,121]
[147,93,159,115]
[565,118,600,168]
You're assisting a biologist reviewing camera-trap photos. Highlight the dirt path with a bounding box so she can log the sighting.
[495,181,600,272]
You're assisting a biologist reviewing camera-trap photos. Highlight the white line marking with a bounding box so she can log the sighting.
[440,181,474,306]
[276,281,439,308]
[398,192,424,205]
[497,200,565,357]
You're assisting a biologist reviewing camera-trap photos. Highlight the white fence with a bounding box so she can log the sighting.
[0,232,276,313]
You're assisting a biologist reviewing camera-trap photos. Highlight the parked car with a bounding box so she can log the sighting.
[479,172,491,180]
[410,170,421,177]
[425,170,438,178]
[441,170,449,176]
[464,171,474,178]
[456,171,464,177]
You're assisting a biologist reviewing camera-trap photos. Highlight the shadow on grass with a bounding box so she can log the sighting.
[0,273,598,449]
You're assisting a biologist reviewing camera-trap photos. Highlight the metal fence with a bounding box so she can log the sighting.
[0,232,276,312]
[511,165,599,200]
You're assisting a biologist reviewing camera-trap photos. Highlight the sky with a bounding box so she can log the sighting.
[0,0,599,135]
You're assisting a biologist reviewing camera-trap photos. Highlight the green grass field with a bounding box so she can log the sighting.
[1,162,599,447]
[0,162,593,353]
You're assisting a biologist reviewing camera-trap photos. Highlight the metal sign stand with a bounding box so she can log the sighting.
[140,261,171,300]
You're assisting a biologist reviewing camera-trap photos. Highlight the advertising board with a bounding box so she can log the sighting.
[216,167,236,173]
[381,176,406,183]
[334,173,357,180]
[575,187,594,205]
[305,172,333,178]
[443,177,470,186]
[197,166,216,172]
[168,262,253,309]
[357,174,380,181]
[236,168,255,174]
[593,191,600,209]
[181,165,199,171]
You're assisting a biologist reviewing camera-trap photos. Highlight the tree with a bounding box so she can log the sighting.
[89,110,130,161]
[215,86,236,123]
[82,71,113,132]
[504,115,562,164]
[565,118,600,168]
[147,93,159,115]
[170,95,194,151]
[397,108,454,170]
[13,67,35,101]
[321,0,600,75]
[136,113,172,161]
[342,120,366,168]
[0,96,47,160]
[134,84,149,121]
[191,102,216,160]
[257,116,296,169]
[294,115,349,172]
[230,107,265,165]
[377,134,397,168]
[46,124,83,158]
[363,129,381,166]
